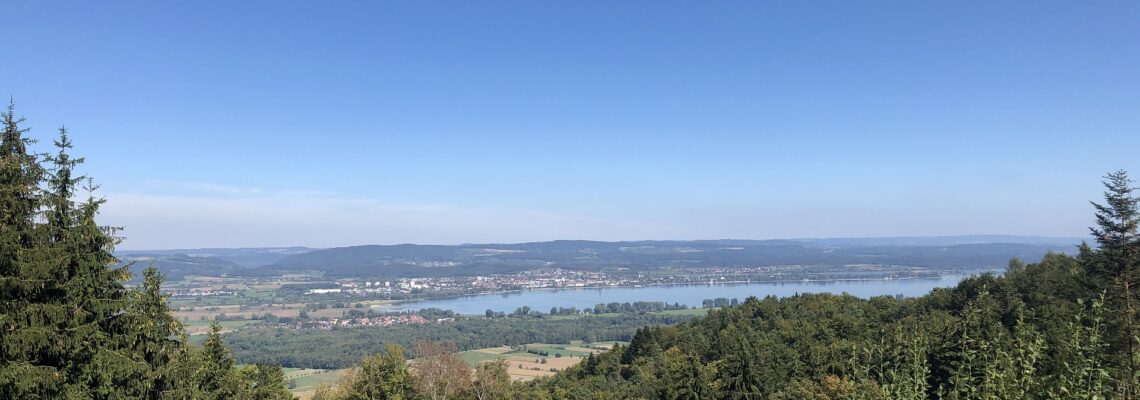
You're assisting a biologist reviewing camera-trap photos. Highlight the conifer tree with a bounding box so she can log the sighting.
[661,347,713,400]
[1089,170,1140,394]
[0,101,68,397]
[118,266,187,398]
[0,99,39,251]
[47,128,134,397]
[200,322,239,400]
[239,363,295,400]
[0,106,134,397]
[716,324,764,399]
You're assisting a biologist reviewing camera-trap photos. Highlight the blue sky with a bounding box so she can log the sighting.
[3,1,1138,249]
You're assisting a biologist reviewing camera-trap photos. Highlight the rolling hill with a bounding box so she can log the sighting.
[231,237,1082,278]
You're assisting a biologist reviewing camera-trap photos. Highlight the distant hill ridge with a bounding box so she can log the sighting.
[116,237,1083,280]
[115,247,318,281]
[792,235,1085,247]
[236,236,1082,278]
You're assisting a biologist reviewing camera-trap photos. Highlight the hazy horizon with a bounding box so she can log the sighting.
[4,2,1138,249]
[113,234,1089,252]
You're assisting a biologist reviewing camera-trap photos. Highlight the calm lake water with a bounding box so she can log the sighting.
[392,274,975,315]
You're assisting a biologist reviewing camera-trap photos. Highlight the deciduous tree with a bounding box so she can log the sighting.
[412,340,472,400]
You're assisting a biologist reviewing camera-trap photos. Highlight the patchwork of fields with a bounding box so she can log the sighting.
[283,341,627,397]
[456,341,624,381]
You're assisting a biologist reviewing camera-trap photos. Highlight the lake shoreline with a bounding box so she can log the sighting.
[383,269,997,314]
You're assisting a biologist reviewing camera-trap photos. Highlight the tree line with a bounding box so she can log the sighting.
[486,301,691,318]
[226,312,695,369]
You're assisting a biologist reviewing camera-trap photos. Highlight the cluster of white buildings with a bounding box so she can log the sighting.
[305,278,458,295]
[166,289,236,297]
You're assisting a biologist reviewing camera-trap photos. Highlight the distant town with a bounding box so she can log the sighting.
[162,265,955,303]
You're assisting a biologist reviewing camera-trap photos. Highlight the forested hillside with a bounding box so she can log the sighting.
[525,172,1140,399]
[309,172,1140,400]
[0,105,295,399]
[246,240,1073,278]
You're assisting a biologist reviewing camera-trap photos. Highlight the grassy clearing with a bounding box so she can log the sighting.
[290,370,344,389]
[289,369,348,399]
[521,344,594,358]
[457,350,514,367]
[456,341,612,381]
[501,353,582,381]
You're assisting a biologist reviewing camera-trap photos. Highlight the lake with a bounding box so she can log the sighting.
[390,274,976,315]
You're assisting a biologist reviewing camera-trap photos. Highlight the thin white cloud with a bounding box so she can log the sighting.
[100,191,679,250]
[98,183,1090,250]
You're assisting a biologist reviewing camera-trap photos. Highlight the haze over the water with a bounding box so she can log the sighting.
[3,2,1138,249]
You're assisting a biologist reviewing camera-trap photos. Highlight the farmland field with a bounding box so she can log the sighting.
[456,342,626,381]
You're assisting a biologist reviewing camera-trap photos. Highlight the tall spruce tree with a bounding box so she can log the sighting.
[239,363,295,400]
[117,266,187,398]
[716,324,764,399]
[0,101,68,397]
[46,127,135,397]
[200,322,240,400]
[661,347,714,400]
[0,118,135,397]
[1090,169,1140,395]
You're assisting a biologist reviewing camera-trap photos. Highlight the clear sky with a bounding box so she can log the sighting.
[3,1,1138,249]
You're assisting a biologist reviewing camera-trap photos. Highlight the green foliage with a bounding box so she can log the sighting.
[471,359,513,400]
[713,324,764,399]
[770,375,888,400]
[1088,170,1140,395]
[239,363,295,400]
[0,103,136,397]
[660,347,714,400]
[339,344,417,400]
[1049,295,1113,399]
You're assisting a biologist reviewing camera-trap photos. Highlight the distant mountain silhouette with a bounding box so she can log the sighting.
[115,247,317,280]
